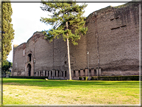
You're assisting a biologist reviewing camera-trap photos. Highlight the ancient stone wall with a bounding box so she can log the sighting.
[12,2,140,79]
[53,38,67,71]
[86,3,139,76]
[12,43,26,76]
[70,35,87,70]
[34,33,54,72]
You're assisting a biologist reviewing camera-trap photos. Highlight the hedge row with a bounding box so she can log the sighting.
[9,75,140,80]
[78,75,140,81]
[9,76,48,79]
[93,75,140,81]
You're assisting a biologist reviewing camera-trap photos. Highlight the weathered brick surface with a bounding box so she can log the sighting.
[12,3,139,79]
[12,43,26,76]
[86,3,139,76]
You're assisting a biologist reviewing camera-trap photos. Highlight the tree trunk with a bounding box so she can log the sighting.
[66,21,72,80]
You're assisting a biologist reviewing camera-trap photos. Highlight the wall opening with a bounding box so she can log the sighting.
[121,25,127,28]
[83,70,85,76]
[73,70,75,77]
[45,71,46,76]
[51,71,52,77]
[110,17,119,21]
[111,27,120,30]
[28,54,32,62]
[55,71,56,77]
[62,71,63,77]
[65,71,67,77]
[27,64,31,76]
[115,17,119,19]
[94,70,96,76]
[89,69,91,76]
[78,70,80,76]
[58,71,59,77]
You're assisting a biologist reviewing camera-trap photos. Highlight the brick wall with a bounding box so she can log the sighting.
[86,3,139,76]
[12,2,140,78]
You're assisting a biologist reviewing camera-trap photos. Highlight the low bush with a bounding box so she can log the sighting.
[9,76,48,79]
[79,77,82,80]
[97,75,140,81]
[91,76,98,80]
[84,77,88,81]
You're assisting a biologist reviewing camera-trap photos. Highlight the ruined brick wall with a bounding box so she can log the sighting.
[70,35,87,70]
[12,2,139,78]
[53,38,67,71]
[86,3,139,76]
[34,33,54,72]
[12,43,26,76]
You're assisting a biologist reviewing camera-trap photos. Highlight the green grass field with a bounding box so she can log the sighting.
[3,78,140,105]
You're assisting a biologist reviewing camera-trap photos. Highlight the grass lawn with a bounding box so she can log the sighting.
[3,78,140,105]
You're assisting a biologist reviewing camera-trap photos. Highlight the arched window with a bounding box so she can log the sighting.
[28,54,32,62]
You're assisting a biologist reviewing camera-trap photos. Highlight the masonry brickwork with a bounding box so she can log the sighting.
[12,2,140,79]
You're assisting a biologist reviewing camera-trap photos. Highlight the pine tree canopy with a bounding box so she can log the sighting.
[2,2,14,61]
[40,0,88,45]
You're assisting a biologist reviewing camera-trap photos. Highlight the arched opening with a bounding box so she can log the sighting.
[27,64,31,76]
[28,54,32,62]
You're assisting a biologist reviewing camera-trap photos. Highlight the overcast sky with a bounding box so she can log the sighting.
[7,1,132,62]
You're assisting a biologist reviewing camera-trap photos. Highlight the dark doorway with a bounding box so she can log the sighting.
[27,64,31,76]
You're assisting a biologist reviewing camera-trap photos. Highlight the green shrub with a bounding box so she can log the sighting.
[9,76,48,79]
[91,76,98,80]
[97,75,140,81]
[84,77,88,81]
[79,77,82,80]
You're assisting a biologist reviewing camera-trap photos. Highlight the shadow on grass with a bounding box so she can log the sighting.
[3,78,139,88]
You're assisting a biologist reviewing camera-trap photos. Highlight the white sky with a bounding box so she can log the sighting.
[7,1,132,62]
